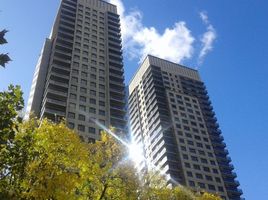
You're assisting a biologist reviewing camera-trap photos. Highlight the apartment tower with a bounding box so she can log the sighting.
[128,55,242,200]
[25,0,126,141]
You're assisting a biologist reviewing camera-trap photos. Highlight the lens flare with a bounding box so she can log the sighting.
[91,118,181,186]
[128,142,145,165]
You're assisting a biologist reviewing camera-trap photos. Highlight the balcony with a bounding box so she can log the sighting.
[52,64,70,72]
[45,88,68,98]
[110,88,125,95]
[110,105,126,114]
[224,179,240,186]
[45,98,66,107]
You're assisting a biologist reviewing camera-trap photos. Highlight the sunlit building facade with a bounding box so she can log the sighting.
[25,0,127,141]
[128,55,243,200]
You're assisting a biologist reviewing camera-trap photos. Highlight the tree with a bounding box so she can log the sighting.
[0,116,222,199]
[0,29,11,68]
[79,133,140,199]
[0,84,24,145]
[0,119,90,199]
[198,192,222,200]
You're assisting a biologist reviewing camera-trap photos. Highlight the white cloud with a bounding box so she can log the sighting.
[198,11,217,64]
[108,0,195,64]
[108,1,216,66]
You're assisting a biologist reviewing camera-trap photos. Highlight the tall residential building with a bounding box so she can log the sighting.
[128,55,242,200]
[25,0,126,141]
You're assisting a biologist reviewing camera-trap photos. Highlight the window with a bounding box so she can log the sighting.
[193,165,201,170]
[185,163,191,168]
[203,167,210,172]
[81,72,87,77]
[82,64,88,70]
[78,125,85,132]
[74,55,80,60]
[80,87,87,93]
[99,120,105,125]
[208,185,216,191]
[90,90,96,96]
[68,122,75,129]
[79,114,85,121]
[70,94,77,100]
[187,171,193,177]
[189,181,195,187]
[89,127,96,134]
[91,67,97,72]
[69,103,76,109]
[99,110,105,116]
[90,82,96,87]
[196,173,203,179]
[198,150,205,155]
[196,142,203,148]
[198,182,205,189]
[83,44,89,49]
[72,77,78,83]
[91,74,96,79]
[208,152,213,157]
[189,148,196,154]
[68,112,75,119]
[71,85,77,91]
[99,92,105,98]
[215,177,221,183]
[191,156,198,161]
[83,57,88,62]
[181,146,186,151]
[218,186,224,192]
[99,101,105,106]
[81,79,87,85]
[73,62,79,68]
[205,144,211,150]
[72,69,79,75]
[79,105,86,111]
[80,96,86,102]
[188,140,194,146]
[206,175,213,181]
[210,160,216,165]
[90,98,96,104]
[99,84,105,90]
[89,107,96,114]
[213,168,219,174]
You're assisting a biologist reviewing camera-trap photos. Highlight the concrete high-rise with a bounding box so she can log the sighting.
[128,55,242,200]
[25,0,126,141]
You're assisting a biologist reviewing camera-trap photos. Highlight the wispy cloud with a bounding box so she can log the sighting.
[108,0,216,66]
[198,11,217,65]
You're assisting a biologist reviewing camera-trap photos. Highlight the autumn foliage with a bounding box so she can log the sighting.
[0,86,221,199]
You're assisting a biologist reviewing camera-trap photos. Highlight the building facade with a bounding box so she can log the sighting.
[128,55,242,200]
[25,0,126,141]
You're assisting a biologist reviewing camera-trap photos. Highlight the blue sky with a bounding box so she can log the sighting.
[1,0,268,199]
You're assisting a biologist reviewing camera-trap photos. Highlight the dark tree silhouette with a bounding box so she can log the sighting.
[0,29,11,68]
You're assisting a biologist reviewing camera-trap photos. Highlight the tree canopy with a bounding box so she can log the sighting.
[0,86,222,199]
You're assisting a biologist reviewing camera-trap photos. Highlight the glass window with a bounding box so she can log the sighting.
[89,127,96,134]
[79,114,85,121]
[68,112,75,119]
[78,125,85,132]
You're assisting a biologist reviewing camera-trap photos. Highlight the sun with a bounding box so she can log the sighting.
[128,142,145,166]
